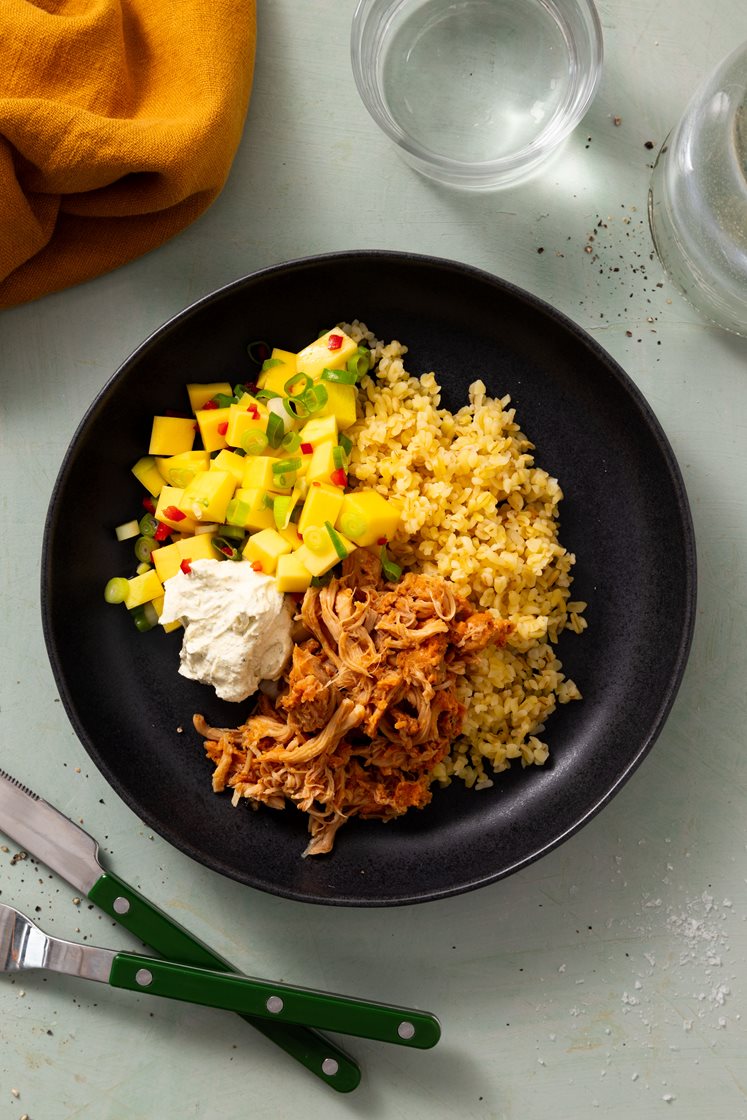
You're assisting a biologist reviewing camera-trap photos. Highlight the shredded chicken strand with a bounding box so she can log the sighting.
[194,556,512,857]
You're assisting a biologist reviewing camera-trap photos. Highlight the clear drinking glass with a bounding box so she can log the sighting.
[648,42,747,336]
[351,0,603,190]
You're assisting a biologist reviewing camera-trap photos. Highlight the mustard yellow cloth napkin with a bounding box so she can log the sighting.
[0,0,256,308]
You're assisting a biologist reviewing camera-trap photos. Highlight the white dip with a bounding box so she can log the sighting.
[160,558,293,702]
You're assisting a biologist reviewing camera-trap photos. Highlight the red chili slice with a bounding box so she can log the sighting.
[330,468,347,487]
[250,561,263,572]
[163,505,187,522]
[377,536,388,545]
[180,559,192,574]
[142,496,156,514]
[217,421,228,436]
[248,405,259,419]
[154,521,172,541]
[300,442,313,454]
[202,400,218,410]
[327,334,343,351]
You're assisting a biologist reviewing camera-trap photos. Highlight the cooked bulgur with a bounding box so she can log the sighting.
[343,321,586,790]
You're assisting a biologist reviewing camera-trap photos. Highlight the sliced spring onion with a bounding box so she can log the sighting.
[212,536,242,560]
[255,388,281,401]
[218,523,246,541]
[281,430,301,453]
[338,511,366,540]
[338,432,353,456]
[212,392,237,409]
[104,577,129,604]
[273,457,302,476]
[135,562,152,576]
[167,467,195,488]
[321,367,357,385]
[273,495,294,531]
[115,519,140,542]
[284,373,313,397]
[324,521,349,560]
[346,347,372,380]
[247,340,270,365]
[332,445,348,470]
[303,527,327,553]
[225,498,251,526]
[233,383,249,399]
[266,412,286,449]
[134,535,159,563]
[129,602,158,632]
[310,573,333,587]
[139,513,159,537]
[282,395,309,420]
[267,395,295,433]
[241,430,269,455]
[193,522,219,535]
[261,357,283,371]
[380,545,403,582]
[262,493,275,509]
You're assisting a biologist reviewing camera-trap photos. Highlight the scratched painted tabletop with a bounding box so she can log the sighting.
[2,1,747,1117]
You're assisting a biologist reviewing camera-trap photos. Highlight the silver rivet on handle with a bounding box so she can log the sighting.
[113,897,130,915]
[135,968,153,987]
[321,1058,339,1076]
[397,1020,415,1039]
[266,995,284,1014]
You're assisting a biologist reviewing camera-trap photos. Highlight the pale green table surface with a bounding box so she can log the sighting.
[2,2,747,1117]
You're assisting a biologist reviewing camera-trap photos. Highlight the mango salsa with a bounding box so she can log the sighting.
[131,455,164,497]
[242,528,292,574]
[149,416,196,456]
[275,551,313,593]
[181,470,235,523]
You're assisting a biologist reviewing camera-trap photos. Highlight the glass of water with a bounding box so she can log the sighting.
[648,42,747,336]
[350,0,603,190]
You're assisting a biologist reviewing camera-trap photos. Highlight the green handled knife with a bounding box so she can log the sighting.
[0,902,440,1048]
[0,768,360,1090]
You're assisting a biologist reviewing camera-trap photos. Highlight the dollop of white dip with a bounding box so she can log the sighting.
[160,559,293,702]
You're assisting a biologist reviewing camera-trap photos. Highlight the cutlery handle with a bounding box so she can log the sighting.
[89,872,360,1091]
[109,950,441,1049]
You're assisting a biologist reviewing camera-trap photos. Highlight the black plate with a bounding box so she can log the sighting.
[42,251,696,906]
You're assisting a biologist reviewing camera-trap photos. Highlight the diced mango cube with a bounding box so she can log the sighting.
[181,470,236,522]
[243,455,276,490]
[242,528,292,574]
[132,456,164,497]
[257,348,298,393]
[298,415,338,447]
[149,416,197,456]
[296,329,357,380]
[151,594,183,633]
[275,552,313,593]
[210,449,246,485]
[176,533,218,565]
[156,450,210,485]
[186,382,233,414]
[225,404,267,450]
[316,382,358,430]
[123,569,163,610]
[295,526,355,577]
[336,490,401,547]
[306,442,339,487]
[155,486,198,533]
[152,540,183,583]
[298,481,345,534]
[228,488,276,531]
[195,406,232,452]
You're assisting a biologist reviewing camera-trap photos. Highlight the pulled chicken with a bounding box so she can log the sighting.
[194,551,512,856]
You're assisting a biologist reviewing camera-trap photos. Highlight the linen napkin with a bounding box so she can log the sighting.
[0,0,256,309]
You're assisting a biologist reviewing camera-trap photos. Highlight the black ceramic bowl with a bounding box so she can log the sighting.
[42,251,696,906]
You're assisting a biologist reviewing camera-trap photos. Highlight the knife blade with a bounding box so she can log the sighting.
[0,768,360,1091]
